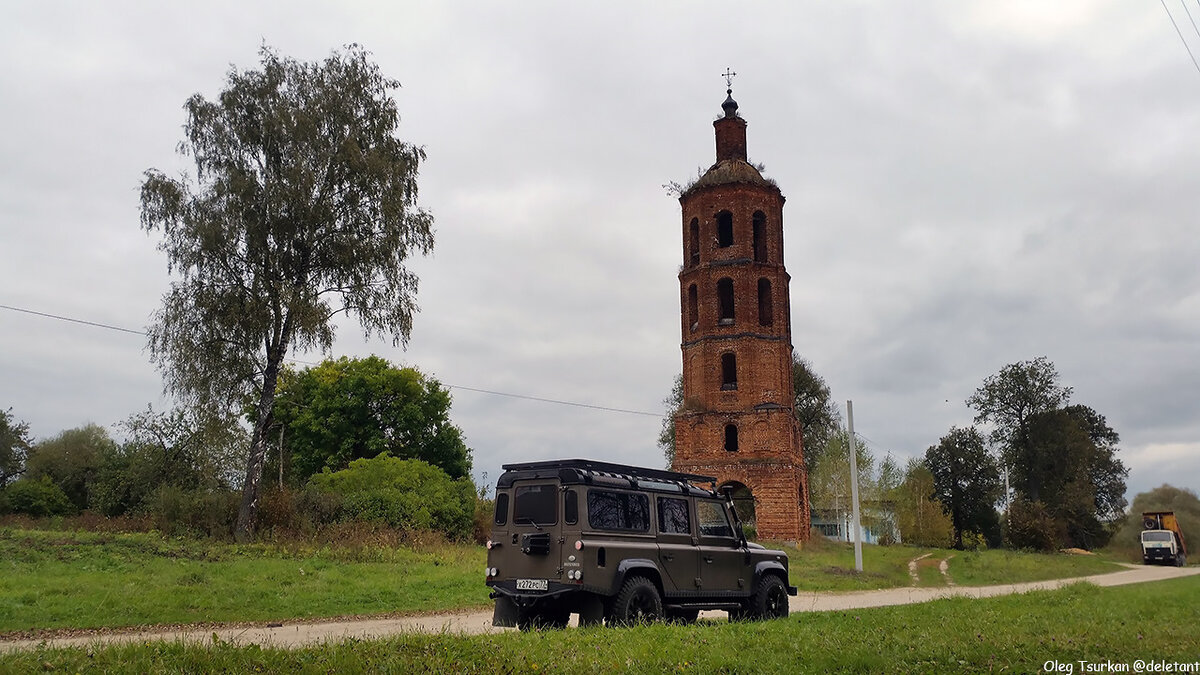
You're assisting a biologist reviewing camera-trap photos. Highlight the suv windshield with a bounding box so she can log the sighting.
[514,484,557,525]
[697,500,734,538]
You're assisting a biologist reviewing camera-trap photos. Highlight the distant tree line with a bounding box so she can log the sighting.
[0,357,481,542]
[812,357,1129,551]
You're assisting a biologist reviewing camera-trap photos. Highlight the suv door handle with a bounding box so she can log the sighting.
[704,556,714,563]
[662,554,674,562]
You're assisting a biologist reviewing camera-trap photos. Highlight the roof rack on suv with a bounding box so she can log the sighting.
[501,458,715,486]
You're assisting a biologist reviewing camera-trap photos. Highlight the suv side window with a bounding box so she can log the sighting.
[658,496,691,535]
[514,484,557,525]
[564,489,579,525]
[697,500,735,538]
[494,492,509,525]
[587,489,650,531]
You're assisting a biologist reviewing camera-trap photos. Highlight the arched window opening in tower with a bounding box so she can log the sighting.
[757,278,773,326]
[689,218,700,266]
[717,278,735,325]
[752,211,767,263]
[716,211,734,248]
[721,352,737,391]
[724,424,739,452]
[688,284,698,332]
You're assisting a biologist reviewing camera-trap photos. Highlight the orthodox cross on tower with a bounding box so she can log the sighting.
[722,67,737,90]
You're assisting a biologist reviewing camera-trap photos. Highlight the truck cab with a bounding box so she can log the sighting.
[1141,511,1188,567]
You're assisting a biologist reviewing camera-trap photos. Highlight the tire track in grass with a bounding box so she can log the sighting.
[939,555,955,586]
[907,553,932,586]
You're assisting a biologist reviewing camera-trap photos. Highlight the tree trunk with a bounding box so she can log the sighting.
[235,356,284,543]
[952,495,964,550]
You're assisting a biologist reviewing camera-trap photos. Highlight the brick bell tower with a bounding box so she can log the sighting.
[671,82,810,542]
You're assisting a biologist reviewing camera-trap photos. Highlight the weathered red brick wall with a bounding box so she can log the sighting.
[675,411,811,541]
[714,116,747,162]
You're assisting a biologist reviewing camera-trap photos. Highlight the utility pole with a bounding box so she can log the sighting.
[847,400,863,573]
[278,425,285,489]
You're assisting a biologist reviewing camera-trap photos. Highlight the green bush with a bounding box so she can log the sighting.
[256,486,344,536]
[24,424,114,511]
[960,530,988,551]
[1004,499,1062,551]
[147,486,240,538]
[309,454,475,540]
[473,497,494,545]
[0,475,76,517]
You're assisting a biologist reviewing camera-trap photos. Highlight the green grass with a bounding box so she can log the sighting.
[781,539,931,590]
[950,548,1122,586]
[3,575,1196,673]
[0,528,487,635]
[778,538,1124,591]
[0,527,1127,636]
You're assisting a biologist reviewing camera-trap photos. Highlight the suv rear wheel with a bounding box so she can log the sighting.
[607,576,662,626]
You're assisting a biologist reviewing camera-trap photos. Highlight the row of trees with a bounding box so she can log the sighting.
[928,357,1128,550]
[0,357,478,540]
[807,431,956,547]
[0,408,244,519]
[659,355,1131,552]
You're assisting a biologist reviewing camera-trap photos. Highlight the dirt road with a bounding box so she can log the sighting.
[3,563,1196,652]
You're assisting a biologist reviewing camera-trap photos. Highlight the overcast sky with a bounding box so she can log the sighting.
[2,1,1198,504]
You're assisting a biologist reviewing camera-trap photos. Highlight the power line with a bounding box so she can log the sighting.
[1182,0,1200,42]
[1161,0,1200,78]
[443,384,659,417]
[0,304,147,336]
[0,302,664,418]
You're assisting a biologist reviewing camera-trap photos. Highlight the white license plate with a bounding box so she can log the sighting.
[516,578,548,591]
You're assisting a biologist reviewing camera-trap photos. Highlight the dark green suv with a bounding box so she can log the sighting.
[485,459,796,629]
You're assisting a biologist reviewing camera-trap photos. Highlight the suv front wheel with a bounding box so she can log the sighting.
[751,575,790,620]
[607,576,663,626]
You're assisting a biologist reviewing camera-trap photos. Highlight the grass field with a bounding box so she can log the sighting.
[0,528,488,635]
[3,575,1196,673]
[779,536,1122,591]
[0,526,1126,636]
[948,548,1120,586]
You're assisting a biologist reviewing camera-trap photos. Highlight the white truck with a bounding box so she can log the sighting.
[1141,511,1187,567]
